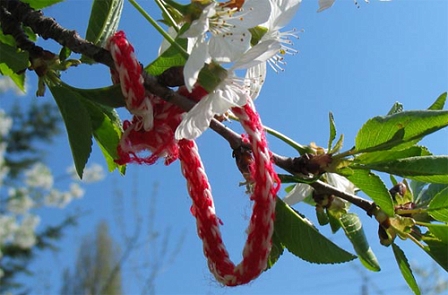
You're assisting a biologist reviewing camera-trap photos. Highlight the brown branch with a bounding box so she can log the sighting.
[310,181,376,215]
[0,0,377,215]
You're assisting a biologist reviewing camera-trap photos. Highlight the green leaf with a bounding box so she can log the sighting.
[417,183,448,207]
[20,0,64,9]
[79,99,124,173]
[355,110,448,153]
[0,30,16,47]
[355,146,431,165]
[265,231,284,270]
[330,134,344,154]
[58,83,125,108]
[387,102,404,115]
[410,180,427,202]
[49,85,93,178]
[274,198,356,264]
[428,186,448,222]
[82,0,124,63]
[392,243,421,295]
[145,36,188,76]
[340,213,381,271]
[425,223,448,243]
[421,234,448,272]
[0,64,26,92]
[428,92,447,110]
[363,156,448,184]
[346,169,395,217]
[58,81,125,173]
[328,112,336,151]
[0,43,29,73]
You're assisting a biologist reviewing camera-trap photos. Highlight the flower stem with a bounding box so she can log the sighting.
[128,0,188,59]
[264,125,309,155]
[154,0,179,32]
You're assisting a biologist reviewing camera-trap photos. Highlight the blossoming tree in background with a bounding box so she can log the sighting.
[0,97,105,292]
[0,0,447,294]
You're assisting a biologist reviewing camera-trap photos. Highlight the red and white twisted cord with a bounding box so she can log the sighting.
[179,98,280,286]
[107,31,183,165]
[108,31,280,286]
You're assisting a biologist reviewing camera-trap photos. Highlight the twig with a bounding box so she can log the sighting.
[0,0,377,215]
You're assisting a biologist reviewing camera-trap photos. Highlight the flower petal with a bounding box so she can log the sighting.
[208,31,251,63]
[245,62,266,100]
[175,95,215,140]
[284,183,313,206]
[269,0,302,29]
[182,3,216,38]
[228,0,272,28]
[232,39,281,69]
[317,0,335,12]
[326,173,357,195]
[183,38,210,92]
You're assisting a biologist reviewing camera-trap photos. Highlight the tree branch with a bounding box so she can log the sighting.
[0,0,377,215]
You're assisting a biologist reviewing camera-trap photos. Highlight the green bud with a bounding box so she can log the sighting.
[197,62,228,93]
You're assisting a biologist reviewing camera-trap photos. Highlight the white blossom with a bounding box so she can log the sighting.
[81,163,105,183]
[256,0,302,73]
[284,173,357,206]
[0,215,18,244]
[25,163,54,189]
[13,214,40,249]
[69,182,85,199]
[176,32,280,140]
[0,109,13,137]
[44,189,71,208]
[7,188,34,214]
[68,163,105,183]
[181,0,271,91]
[175,71,249,140]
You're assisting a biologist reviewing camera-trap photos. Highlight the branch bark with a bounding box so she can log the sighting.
[0,0,376,214]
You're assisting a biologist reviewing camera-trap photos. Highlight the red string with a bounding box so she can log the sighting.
[107,31,280,286]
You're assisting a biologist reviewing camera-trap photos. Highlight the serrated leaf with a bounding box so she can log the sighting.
[0,43,29,73]
[340,213,381,271]
[387,102,404,115]
[59,83,125,108]
[0,64,25,92]
[265,231,284,270]
[274,198,356,264]
[418,183,448,207]
[82,0,124,63]
[363,156,448,184]
[58,81,125,173]
[20,0,64,9]
[0,30,16,47]
[347,169,395,216]
[425,223,448,243]
[428,186,448,222]
[80,99,124,173]
[421,235,448,272]
[330,134,344,154]
[392,243,421,295]
[355,110,448,153]
[356,146,431,165]
[328,112,336,151]
[49,85,93,178]
[428,92,447,110]
[410,180,427,202]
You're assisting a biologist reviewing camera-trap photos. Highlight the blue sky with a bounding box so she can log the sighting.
[2,0,447,294]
